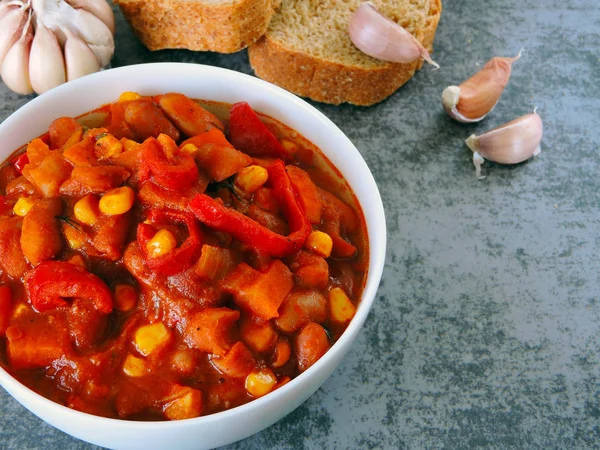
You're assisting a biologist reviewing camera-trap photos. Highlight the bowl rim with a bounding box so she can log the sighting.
[0,62,387,431]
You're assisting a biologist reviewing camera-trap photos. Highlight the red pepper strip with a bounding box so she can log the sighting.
[24,261,113,314]
[138,136,198,191]
[12,153,29,174]
[189,160,311,258]
[137,209,203,276]
[228,102,288,159]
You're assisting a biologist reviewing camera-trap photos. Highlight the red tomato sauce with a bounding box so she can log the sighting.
[0,92,368,420]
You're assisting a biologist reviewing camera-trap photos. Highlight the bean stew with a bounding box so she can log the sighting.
[0,92,368,420]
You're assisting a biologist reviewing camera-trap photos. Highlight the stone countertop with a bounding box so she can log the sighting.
[1,0,599,448]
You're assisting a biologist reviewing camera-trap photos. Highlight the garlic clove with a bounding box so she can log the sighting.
[0,5,27,68]
[66,0,115,35]
[29,23,66,94]
[71,8,114,67]
[2,22,34,95]
[348,1,439,68]
[465,111,543,179]
[442,50,522,123]
[64,30,101,81]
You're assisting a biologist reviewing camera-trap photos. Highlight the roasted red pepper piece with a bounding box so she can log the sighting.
[12,153,29,174]
[137,209,203,276]
[228,102,288,159]
[189,160,311,258]
[138,135,198,191]
[24,261,113,314]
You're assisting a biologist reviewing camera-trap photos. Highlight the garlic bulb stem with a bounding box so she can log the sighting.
[465,111,543,179]
[442,49,523,123]
[348,2,439,68]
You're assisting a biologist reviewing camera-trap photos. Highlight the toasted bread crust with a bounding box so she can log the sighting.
[248,0,442,106]
[115,0,276,53]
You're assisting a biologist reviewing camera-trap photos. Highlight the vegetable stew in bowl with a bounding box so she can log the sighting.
[0,92,368,421]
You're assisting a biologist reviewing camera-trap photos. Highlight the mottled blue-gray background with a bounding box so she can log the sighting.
[1,0,599,448]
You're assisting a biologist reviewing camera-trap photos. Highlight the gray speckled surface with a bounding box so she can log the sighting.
[1,0,599,448]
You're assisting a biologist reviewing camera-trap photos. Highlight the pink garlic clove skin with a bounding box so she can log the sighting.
[465,112,543,179]
[348,1,439,68]
[443,51,522,123]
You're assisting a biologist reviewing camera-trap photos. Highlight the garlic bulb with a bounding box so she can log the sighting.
[348,2,439,68]
[0,0,115,95]
[465,111,543,179]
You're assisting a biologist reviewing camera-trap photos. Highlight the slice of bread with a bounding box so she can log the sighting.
[248,0,442,106]
[115,0,279,53]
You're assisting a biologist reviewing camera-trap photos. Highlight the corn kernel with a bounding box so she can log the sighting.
[115,284,137,312]
[305,231,333,258]
[74,194,100,226]
[134,322,171,356]
[99,186,135,215]
[180,143,198,156]
[96,134,123,159]
[146,229,177,258]
[119,91,142,102]
[234,165,269,194]
[245,368,277,398]
[163,386,203,420]
[123,354,147,377]
[13,197,37,216]
[328,287,356,324]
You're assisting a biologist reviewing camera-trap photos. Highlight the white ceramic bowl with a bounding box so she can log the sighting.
[0,63,386,450]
